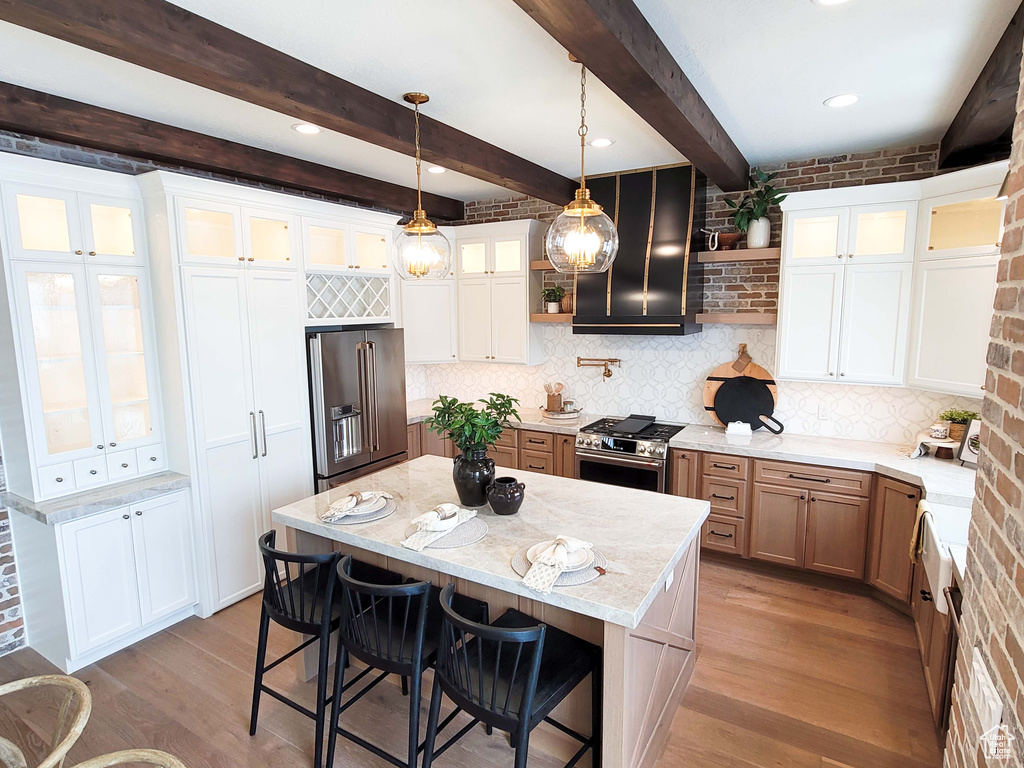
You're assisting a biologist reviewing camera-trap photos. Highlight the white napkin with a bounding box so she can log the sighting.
[318,491,393,523]
[401,506,477,551]
[522,535,593,594]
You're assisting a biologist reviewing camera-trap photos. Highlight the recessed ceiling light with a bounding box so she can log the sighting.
[812,0,853,5]
[824,94,859,108]
[292,123,322,135]
[589,138,615,148]
[427,166,446,174]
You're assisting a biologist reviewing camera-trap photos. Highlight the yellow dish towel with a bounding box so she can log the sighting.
[909,499,931,562]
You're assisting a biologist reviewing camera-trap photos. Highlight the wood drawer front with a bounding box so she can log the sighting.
[520,449,553,474]
[519,430,553,452]
[702,453,749,480]
[495,428,518,449]
[700,475,748,518]
[701,514,747,556]
[491,444,518,470]
[754,460,871,497]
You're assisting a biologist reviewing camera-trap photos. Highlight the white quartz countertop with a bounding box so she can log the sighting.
[2,471,191,525]
[272,454,710,628]
[669,425,978,507]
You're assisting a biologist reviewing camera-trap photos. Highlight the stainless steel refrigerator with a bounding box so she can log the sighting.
[308,328,408,491]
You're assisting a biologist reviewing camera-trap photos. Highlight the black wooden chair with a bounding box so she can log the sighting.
[325,556,489,768]
[249,532,402,768]
[421,584,602,768]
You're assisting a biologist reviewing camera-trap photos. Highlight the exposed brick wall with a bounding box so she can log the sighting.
[943,49,1024,768]
[460,144,940,313]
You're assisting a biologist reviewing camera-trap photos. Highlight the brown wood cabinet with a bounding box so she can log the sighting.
[553,434,575,478]
[407,423,422,459]
[753,459,871,497]
[804,491,870,579]
[702,453,749,480]
[701,514,747,556]
[421,423,456,458]
[668,449,700,498]
[520,449,553,474]
[749,484,807,567]
[867,477,921,603]
[700,475,747,518]
[491,444,518,469]
[911,561,952,727]
[519,430,553,452]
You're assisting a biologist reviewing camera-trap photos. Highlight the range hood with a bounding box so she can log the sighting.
[572,164,707,335]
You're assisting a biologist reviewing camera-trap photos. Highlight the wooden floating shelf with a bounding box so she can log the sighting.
[697,247,781,264]
[530,260,554,270]
[696,312,777,326]
[530,313,573,323]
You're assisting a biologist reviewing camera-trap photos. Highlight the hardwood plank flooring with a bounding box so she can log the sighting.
[0,559,942,768]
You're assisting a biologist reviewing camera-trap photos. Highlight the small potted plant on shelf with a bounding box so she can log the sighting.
[425,393,521,506]
[938,408,980,444]
[541,286,566,314]
[725,168,788,249]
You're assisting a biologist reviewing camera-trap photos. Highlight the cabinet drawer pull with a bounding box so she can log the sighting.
[527,438,545,445]
[527,464,544,470]
[709,530,734,539]
[712,463,737,470]
[121,463,129,468]
[710,493,735,501]
[788,473,830,483]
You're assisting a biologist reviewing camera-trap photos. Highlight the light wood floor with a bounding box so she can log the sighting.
[0,559,943,768]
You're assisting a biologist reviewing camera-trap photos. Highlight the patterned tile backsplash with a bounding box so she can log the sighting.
[406,324,979,445]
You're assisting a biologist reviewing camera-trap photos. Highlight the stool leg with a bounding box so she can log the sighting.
[249,605,270,736]
[513,726,531,768]
[591,665,603,768]
[421,677,444,768]
[407,672,422,768]
[401,676,409,696]
[325,632,348,768]
[313,627,332,768]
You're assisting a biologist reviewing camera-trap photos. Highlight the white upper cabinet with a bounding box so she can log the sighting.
[784,201,915,267]
[242,208,298,269]
[784,207,849,266]
[4,185,83,261]
[777,265,844,381]
[837,262,912,385]
[301,216,392,275]
[402,279,458,364]
[177,198,244,266]
[81,194,145,264]
[456,234,527,277]
[919,190,1004,260]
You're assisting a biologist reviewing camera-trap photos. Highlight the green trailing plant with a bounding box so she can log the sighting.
[938,408,979,425]
[541,286,566,303]
[425,393,521,453]
[725,168,788,232]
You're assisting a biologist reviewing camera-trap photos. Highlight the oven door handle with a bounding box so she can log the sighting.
[579,452,663,469]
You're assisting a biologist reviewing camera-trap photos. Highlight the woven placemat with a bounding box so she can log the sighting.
[327,498,396,525]
[511,546,608,588]
[402,517,488,549]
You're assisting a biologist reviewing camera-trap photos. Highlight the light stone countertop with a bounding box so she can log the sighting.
[406,398,608,437]
[669,425,978,507]
[272,454,710,628]
[2,472,191,525]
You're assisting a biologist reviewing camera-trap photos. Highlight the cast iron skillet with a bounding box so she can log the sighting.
[713,375,785,434]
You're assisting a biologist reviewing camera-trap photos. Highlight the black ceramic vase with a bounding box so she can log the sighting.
[452,447,495,507]
[487,476,526,516]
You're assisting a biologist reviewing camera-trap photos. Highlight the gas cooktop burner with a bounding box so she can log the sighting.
[581,416,685,442]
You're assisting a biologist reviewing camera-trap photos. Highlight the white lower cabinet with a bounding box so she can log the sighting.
[906,254,998,397]
[12,489,196,673]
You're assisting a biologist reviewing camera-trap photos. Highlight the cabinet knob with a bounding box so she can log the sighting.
[800,494,805,500]
[88,251,97,256]
[150,456,158,461]
[109,442,117,447]
[810,497,816,502]
[123,514,129,520]
[55,477,63,482]
[135,510,142,516]
[247,257,254,262]
[97,444,104,450]
[829,372,834,376]
[121,463,129,468]
[238,256,245,261]
[840,372,846,377]
[74,249,83,255]
[847,254,853,259]
[89,469,97,475]
[836,254,842,259]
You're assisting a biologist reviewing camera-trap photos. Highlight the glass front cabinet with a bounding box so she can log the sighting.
[1,180,164,500]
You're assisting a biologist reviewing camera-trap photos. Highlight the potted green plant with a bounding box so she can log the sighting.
[541,286,565,314]
[425,393,521,506]
[724,168,788,249]
[939,408,980,443]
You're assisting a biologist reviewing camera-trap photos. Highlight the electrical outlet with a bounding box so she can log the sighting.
[817,404,830,421]
[665,569,675,592]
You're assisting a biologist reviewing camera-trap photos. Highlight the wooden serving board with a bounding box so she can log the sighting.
[703,344,778,427]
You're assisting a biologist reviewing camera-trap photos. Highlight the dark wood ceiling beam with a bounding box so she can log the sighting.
[0,82,465,219]
[940,0,1024,168]
[0,0,578,204]
[512,0,749,191]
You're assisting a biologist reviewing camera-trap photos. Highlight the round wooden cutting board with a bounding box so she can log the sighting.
[703,344,778,427]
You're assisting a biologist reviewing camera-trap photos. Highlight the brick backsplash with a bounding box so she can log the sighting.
[943,48,1024,768]
[458,143,941,313]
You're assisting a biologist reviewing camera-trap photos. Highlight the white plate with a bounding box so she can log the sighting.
[526,541,595,572]
[336,495,386,516]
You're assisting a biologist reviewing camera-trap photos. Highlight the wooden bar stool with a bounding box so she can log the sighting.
[325,556,489,768]
[249,532,402,768]
[421,584,602,768]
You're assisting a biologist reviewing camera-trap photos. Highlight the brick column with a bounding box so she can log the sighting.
[944,39,1024,768]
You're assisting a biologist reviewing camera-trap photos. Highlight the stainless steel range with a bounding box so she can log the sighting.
[574,415,685,493]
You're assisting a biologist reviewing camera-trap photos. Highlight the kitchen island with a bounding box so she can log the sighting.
[272,454,710,768]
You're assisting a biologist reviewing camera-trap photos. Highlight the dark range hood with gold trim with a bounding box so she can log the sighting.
[572,164,707,335]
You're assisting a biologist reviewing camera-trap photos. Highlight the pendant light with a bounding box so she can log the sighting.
[395,92,452,280]
[545,60,619,274]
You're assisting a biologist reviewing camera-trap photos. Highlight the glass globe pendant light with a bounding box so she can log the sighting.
[395,92,452,280]
[545,61,619,274]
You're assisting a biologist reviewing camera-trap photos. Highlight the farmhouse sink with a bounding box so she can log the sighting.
[919,501,971,615]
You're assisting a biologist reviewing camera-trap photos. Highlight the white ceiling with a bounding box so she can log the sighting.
[0,0,1017,202]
